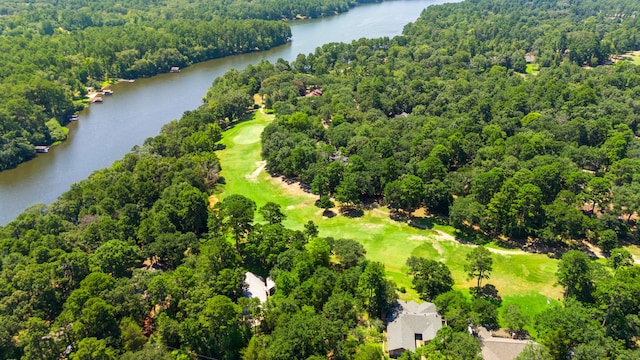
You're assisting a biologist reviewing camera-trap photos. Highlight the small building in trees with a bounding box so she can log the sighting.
[243,272,275,304]
[387,300,443,358]
[525,53,536,63]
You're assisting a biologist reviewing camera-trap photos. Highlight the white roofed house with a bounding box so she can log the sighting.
[386,300,443,358]
[243,271,275,304]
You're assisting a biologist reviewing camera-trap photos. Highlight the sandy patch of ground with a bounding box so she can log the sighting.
[407,235,444,254]
[583,241,604,259]
[269,176,317,201]
[433,230,525,256]
[253,94,263,106]
[372,208,390,217]
[245,161,266,183]
[208,195,218,208]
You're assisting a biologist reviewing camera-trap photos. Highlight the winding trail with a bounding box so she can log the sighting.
[245,161,266,183]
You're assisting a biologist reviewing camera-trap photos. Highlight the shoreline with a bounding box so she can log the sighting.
[1,0,389,171]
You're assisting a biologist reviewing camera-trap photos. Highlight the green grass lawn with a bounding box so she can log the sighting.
[629,53,640,65]
[216,110,562,323]
[525,63,540,75]
[615,51,640,66]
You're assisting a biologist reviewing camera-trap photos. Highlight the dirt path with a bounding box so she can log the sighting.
[433,230,528,256]
[583,241,604,259]
[245,160,266,183]
[582,240,640,265]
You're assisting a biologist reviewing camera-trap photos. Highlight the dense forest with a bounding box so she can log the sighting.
[259,0,640,250]
[0,0,379,170]
[2,0,640,359]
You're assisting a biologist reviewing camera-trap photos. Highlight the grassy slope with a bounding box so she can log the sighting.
[216,110,563,325]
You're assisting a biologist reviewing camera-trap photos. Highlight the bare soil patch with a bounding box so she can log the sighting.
[269,176,317,201]
[208,195,219,208]
[245,160,266,183]
[433,230,525,256]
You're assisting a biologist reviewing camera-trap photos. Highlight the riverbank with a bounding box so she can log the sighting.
[0,0,456,226]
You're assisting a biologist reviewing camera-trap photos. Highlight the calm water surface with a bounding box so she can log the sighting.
[0,0,457,225]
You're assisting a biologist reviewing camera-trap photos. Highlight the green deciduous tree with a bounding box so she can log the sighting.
[332,238,366,270]
[357,261,397,319]
[556,250,594,303]
[119,318,146,352]
[421,326,482,360]
[20,317,60,360]
[607,248,633,270]
[464,246,493,296]
[406,256,454,301]
[317,195,335,212]
[90,240,142,278]
[218,194,257,249]
[335,173,361,207]
[259,202,286,225]
[514,342,552,360]
[180,295,248,360]
[502,303,530,337]
[534,300,603,360]
[74,297,119,342]
[384,175,424,214]
[70,338,116,360]
[266,310,341,360]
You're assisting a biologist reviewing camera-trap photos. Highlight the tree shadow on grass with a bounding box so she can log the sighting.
[408,213,448,229]
[409,217,438,230]
[454,229,492,246]
[471,284,502,306]
[389,211,447,231]
[322,209,336,218]
[340,207,364,218]
[390,211,410,223]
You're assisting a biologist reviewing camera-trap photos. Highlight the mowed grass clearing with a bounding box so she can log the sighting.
[525,63,540,75]
[216,110,562,320]
[627,52,640,65]
[614,51,640,65]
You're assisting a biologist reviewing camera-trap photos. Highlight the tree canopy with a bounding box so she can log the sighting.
[3,0,640,358]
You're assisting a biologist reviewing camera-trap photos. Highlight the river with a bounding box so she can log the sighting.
[0,0,457,225]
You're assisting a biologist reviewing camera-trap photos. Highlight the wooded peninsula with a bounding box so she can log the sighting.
[2,0,640,359]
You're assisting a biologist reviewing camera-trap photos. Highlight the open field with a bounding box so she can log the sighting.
[217,110,563,325]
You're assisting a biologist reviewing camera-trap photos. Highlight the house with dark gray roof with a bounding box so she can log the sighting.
[387,300,443,358]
